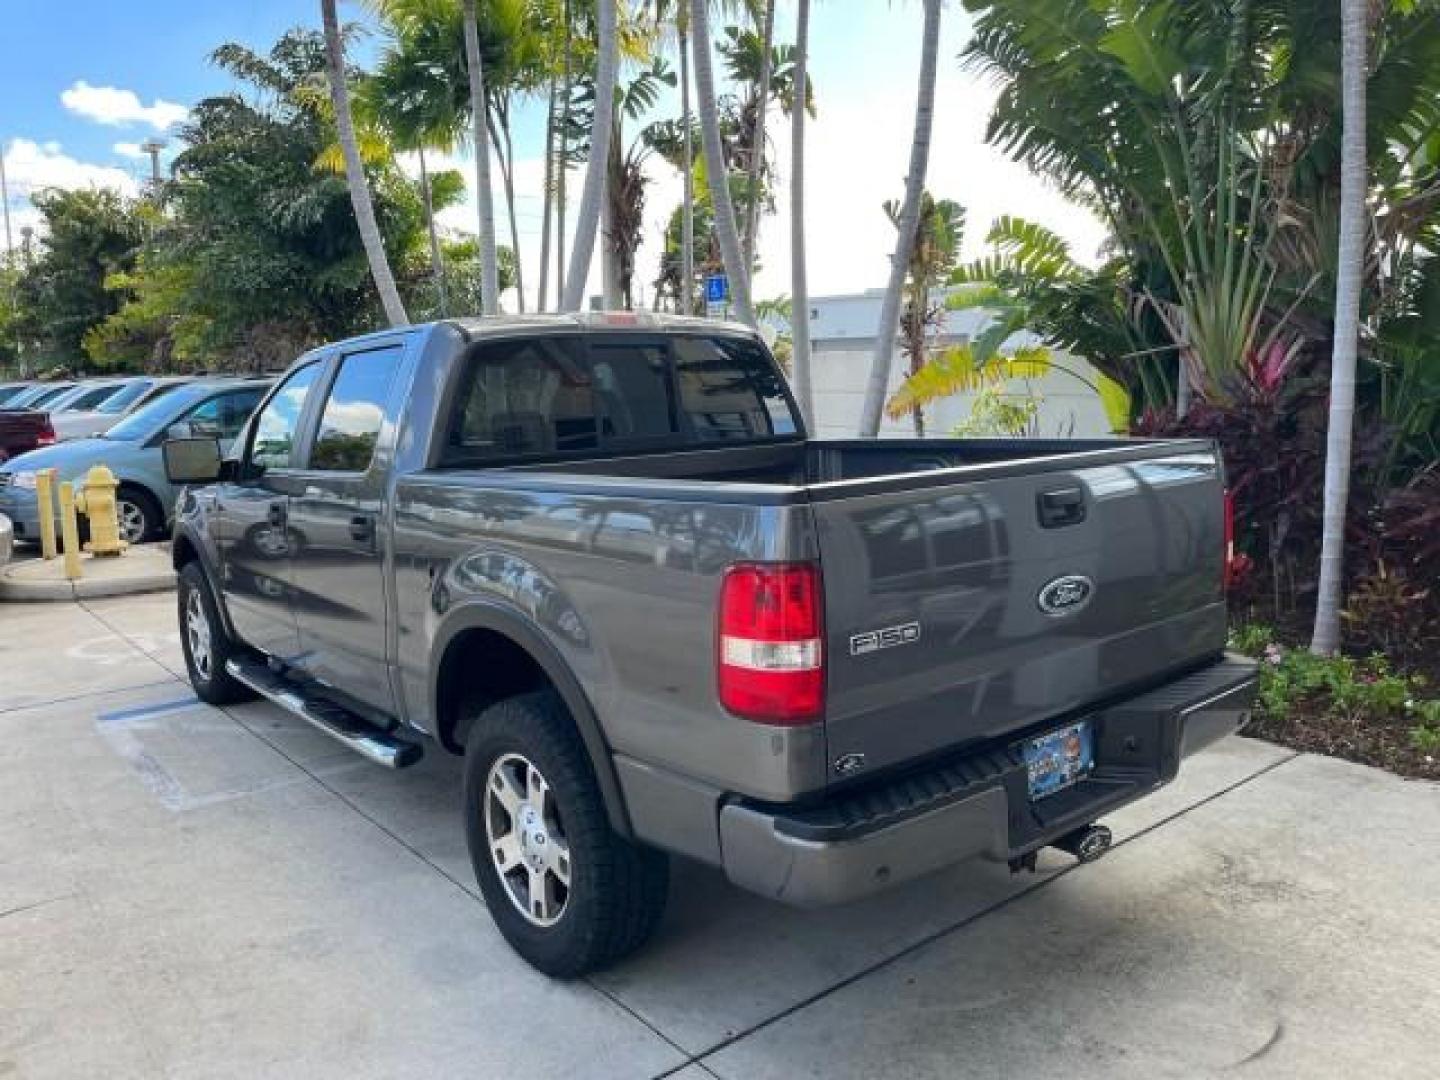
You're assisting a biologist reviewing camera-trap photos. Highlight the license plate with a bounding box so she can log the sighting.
[1023,720,1095,800]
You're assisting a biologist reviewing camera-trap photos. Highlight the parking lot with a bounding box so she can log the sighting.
[2,589,1437,1079]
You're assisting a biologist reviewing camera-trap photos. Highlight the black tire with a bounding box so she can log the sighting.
[462,691,668,977]
[177,561,257,706]
[117,484,163,544]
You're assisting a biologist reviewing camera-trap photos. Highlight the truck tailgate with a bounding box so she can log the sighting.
[811,444,1228,781]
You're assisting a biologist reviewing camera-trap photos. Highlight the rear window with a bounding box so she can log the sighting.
[441,334,797,465]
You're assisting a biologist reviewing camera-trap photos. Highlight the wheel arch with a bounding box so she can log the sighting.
[430,605,632,838]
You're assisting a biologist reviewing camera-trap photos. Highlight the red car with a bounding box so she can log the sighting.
[0,408,57,464]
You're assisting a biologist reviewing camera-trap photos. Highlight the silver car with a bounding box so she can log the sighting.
[52,376,194,441]
[0,378,271,544]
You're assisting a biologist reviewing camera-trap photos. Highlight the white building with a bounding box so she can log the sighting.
[796,289,1114,439]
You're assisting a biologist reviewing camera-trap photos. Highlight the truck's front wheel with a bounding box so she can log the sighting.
[178,562,257,706]
[462,691,668,976]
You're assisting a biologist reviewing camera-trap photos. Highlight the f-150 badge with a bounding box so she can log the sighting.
[849,621,921,656]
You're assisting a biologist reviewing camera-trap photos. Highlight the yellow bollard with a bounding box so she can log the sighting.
[75,465,127,557]
[34,467,58,561]
[57,480,82,581]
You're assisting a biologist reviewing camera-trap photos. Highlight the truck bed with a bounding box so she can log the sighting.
[415,434,1226,790]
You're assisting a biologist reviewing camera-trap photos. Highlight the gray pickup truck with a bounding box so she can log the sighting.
[165,314,1257,976]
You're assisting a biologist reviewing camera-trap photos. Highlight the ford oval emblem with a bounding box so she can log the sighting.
[1038,574,1094,616]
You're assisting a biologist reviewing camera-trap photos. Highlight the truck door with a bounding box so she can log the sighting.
[215,362,324,662]
[285,342,407,712]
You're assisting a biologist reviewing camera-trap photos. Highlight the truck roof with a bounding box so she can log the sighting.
[447,312,758,340]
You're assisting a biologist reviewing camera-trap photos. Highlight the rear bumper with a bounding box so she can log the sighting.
[718,653,1258,907]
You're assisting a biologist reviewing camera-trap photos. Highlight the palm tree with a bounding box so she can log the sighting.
[789,0,812,425]
[741,0,775,273]
[1311,0,1369,656]
[463,0,502,315]
[320,0,409,326]
[858,0,940,436]
[677,8,696,314]
[689,0,755,326]
[561,0,619,310]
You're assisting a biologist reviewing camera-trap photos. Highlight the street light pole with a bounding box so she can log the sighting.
[140,138,166,188]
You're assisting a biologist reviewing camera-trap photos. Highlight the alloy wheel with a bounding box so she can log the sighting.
[484,752,572,926]
[184,587,212,683]
[117,499,147,544]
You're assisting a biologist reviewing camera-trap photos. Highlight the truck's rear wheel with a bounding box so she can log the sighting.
[462,691,668,976]
[178,562,257,706]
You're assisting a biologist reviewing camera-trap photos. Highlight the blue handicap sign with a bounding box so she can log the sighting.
[705,274,728,303]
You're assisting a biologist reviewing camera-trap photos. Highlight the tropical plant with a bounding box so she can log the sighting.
[320,0,408,326]
[562,0,619,310]
[882,192,963,435]
[859,0,941,436]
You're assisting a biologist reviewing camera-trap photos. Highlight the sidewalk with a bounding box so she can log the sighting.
[0,542,175,601]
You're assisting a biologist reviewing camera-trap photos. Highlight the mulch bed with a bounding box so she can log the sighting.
[1242,700,1439,782]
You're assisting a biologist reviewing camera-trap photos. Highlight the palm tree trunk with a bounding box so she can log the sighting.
[561,0,617,311]
[1311,0,1368,656]
[690,0,755,327]
[858,0,941,437]
[463,0,501,316]
[556,0,573,295]
[789,0,813,426]
[320,0,408,327]
[418,146,448,317]
[488,102,526,312]
[538,75,557,311]
[742,0,775,274]
[679,22,695,316]
[603,137,621,308]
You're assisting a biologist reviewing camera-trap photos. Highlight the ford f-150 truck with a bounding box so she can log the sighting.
[164,314,1258,976]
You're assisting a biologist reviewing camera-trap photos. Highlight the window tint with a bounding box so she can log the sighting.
[184,388,265,441]
[95,380,154,414]
[673,336,797,440]
[447,337,597,461]
[442,335,798,465]
[308,347,402,471]
[251,364,321,469]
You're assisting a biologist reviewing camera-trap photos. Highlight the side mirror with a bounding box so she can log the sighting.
[163,437,224,484]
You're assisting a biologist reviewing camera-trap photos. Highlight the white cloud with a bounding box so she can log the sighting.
[113,141,147,159]
[61,80,188,131]
[1,138,141,243]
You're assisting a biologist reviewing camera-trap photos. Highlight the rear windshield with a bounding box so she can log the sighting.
[440,333,798,465]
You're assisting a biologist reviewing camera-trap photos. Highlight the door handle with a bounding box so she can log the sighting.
[267,502,286,526]
[1037,487,1086,528]
[348,515,375,544]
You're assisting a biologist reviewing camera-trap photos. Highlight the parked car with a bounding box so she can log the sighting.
[4,382,77,410]
[165,315,1259,977]
[43,380,130,415]
[0,382,35,407]
[0,377,270,544]
[0,409,57,465]
[52,376,193,441]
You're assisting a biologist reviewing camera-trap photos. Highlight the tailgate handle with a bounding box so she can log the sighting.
[1038,487,1087,528]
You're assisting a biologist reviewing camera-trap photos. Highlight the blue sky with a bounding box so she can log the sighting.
[1,0,1104,308]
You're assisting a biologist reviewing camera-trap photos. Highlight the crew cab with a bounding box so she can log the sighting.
[165,315,1257,976]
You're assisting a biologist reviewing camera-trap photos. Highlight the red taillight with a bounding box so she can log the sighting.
[718,562,824,725]
[36,422,56,447]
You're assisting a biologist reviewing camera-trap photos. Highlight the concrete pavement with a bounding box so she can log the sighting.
[2,593,1437,1078]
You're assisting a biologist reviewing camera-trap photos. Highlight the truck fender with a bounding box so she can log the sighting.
[170,522,241,644]
[428,603,633,838]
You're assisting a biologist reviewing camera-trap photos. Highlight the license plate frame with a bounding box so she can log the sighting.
[1023,719,1095,801]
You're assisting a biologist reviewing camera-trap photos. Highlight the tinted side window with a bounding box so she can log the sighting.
[185,389,265,441]
[251,365,321,469]
[308,347,403,472]
[445,337,597,462]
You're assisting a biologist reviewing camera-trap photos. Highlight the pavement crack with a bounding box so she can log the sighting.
[653,749,1305,1078]
[0,895,74,921]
